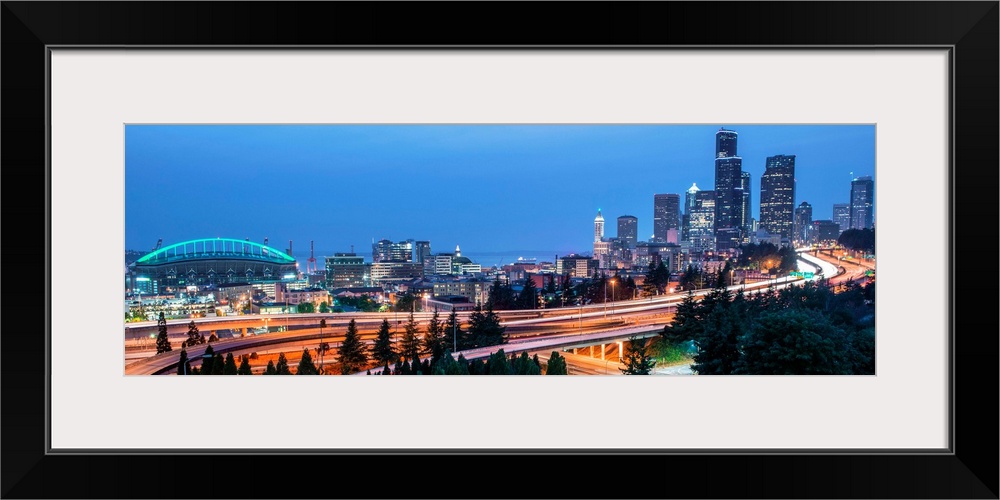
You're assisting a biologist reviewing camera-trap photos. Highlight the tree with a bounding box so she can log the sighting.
[338,318,369,374]
[176,347,191,375]
[207,332,219,343]
[237,355,252,375]
[400,311,421,360]
[275,352,292,375]
[319,302,330,313]
[545,351,568,375]
[486,277,516,310]
[544,275,557,294]
[371,318,397,367]
[487,349,512,375]
[200,345,216,374]
[620,336,657,375]
[515,275,538,310]
[223,352,238,375]
[185,320,204,346]
[393,292,420,312]
[263,360,277,375]
[734,308,852,375]
[467,303,506,348]
[318,318,328,373]
[297,348,319,375]
[211,353,225,375]
[155,312,172,354]
[444,309,465,353]
[512,351,541,375]
[422,309,445,360]
[296,302,315,313]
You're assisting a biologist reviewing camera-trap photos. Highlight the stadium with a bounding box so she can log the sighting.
[128,238,298,295]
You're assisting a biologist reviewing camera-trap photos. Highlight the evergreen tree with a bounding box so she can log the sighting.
[486,276,516,310]
[155,312,172,354]
[545,351,568,375]
[513,352,541,375]
[720,260,734,287]
[237,355,252,375]
[400,311,421,360]
[620,336,656,375]
[734,308,852,375]
[275,352,292,375]
[662,290,701,345]
[211,353,225,375]
[559,274,574,305]
[338,319,369,374]
[444,309,465,353]
[690,302,741,375]
[653,260,670,293]
[487,349,513,375]
[422,309,445,360]
[467,303,507,348]
[263,360,277,375]
[185,320,204,346]
[223,352,238,375]
[371,318,397,367]
[208,332,219,343]
[200,345,216,374]
[515,275,538,310]
[297,348,319,375]
[544,275,557,294]
[176,346,191,375]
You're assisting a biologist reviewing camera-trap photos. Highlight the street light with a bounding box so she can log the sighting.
[610,279,617,319]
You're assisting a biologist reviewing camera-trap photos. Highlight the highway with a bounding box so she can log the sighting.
[126,254,848,375]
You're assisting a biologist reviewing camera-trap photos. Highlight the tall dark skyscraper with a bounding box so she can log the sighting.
[794,202,813,244]
[833,203,851,235]
[713,128,743,250]
[850,176,874,230]
[653,194,680,243]
[760,154,796,241]
[716,129,737,158]
[617,215,638,248]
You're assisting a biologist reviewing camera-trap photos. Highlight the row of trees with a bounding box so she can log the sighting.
[176,344,254,375]
[337,305,509,374]
[662,278,875,375]
[369,348,570,375]
[838,228,875,253]
[735,242,799,273]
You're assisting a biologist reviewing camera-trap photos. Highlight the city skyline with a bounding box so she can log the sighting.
[126,124,875,262]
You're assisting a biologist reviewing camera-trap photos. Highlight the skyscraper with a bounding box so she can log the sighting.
[850,176,874,230]
[653,194,680,243]
[617,215,638,248]
[833,203,851,235]
[689,190,716,253]
[593,209,605,242]
[794,202,813,244]
[740,171,752,240]
[713,128,743,250]
[760,154,796,241]
[682,183,700,242]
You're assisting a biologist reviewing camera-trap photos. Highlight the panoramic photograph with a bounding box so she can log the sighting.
[123,124,876,376]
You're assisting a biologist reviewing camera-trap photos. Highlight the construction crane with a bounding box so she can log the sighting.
[151,238,162,252]
[307,240,318,274]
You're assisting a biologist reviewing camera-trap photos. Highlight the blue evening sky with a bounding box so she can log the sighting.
[125,124,875,265]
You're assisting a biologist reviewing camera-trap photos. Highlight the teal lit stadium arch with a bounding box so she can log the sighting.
[130,238,298,293]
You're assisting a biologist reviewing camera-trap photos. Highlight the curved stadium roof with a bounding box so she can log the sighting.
[134,238,296,266]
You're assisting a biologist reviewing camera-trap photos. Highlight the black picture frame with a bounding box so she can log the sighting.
[2,2,996,498]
